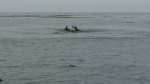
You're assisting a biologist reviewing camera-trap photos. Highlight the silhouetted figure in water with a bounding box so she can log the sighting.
[74,26,79,31]
[64,26,70,31]
[64,25,80,32]
[0,79,3,82]
[72,25,79,31]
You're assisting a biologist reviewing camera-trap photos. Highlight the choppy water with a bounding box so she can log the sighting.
[0,12,150,84]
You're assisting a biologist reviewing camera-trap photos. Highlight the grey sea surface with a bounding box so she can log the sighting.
[0,12,150,84]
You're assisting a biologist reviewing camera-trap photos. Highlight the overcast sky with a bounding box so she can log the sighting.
[0,0,150,12]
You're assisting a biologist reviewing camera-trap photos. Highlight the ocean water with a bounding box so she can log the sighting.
[0,12,150,84]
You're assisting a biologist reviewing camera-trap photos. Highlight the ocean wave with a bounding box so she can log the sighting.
[0,15,93,18]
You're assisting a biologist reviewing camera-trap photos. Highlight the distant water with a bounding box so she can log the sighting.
[0,12,150,84]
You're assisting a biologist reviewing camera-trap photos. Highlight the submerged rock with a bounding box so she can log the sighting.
[68,64,76,67]
[0,79,3,82]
